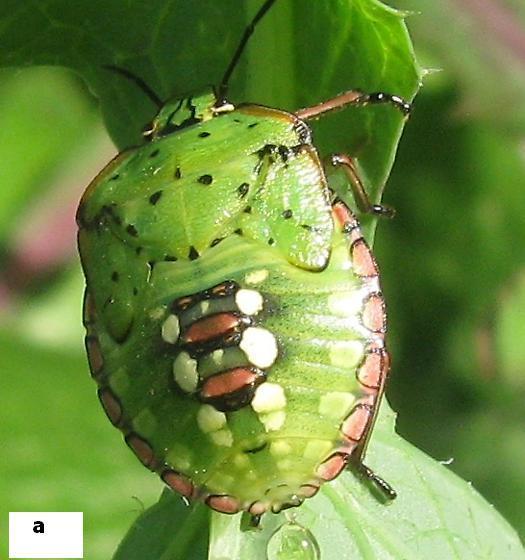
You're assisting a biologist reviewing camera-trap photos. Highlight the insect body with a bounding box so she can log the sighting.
[77,0,410,519]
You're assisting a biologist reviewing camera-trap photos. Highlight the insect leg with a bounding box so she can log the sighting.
[325,153,395,217]
[349,457,397,501]
[296,90,411,121]
[348,91,411,115]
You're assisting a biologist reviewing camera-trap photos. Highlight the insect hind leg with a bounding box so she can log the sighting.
[348,455,397,501]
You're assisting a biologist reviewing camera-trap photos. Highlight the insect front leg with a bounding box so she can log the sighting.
[296,89,411,121]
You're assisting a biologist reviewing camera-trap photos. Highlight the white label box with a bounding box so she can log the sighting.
[9,512,83,559]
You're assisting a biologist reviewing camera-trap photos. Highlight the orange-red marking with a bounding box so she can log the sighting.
[126,434,157,469]
[201,367,261,399]
[85,335,103,377]
[351,239,379,277]
[316,452,348,481]
[207,494,241,514]
[342,404,372,442]
[162,469,194,499]
[357,348,389,390]
[362,294,386,333]
[98,388,122,426]
[183,312,244,345]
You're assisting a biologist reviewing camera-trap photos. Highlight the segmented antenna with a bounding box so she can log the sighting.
[217,0,278,102]
[103,64,163,109]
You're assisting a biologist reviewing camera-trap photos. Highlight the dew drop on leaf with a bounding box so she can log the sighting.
[266,521,320,560]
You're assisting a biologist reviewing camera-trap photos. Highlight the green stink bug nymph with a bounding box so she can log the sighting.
[77,0,410,521]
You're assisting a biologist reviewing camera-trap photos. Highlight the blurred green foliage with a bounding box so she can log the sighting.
[380,0,525,539]
[0,0,524,558]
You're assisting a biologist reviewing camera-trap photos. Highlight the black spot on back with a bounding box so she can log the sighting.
[198,174,213,185]
[282,209,293,219]
[149,190,163,205]
[164,255,178,262]
[188,246,200,260]
[111,271,119,282]
[244,442,268,454]
[102,205,122,226]
[110,174,120,181]
[199,131,211,138]
[149,149,160,158]
[268,238,275,246]
[174,166,182,180]
[210,238,224,248]
[248,122,259,129]
[237,183,249,197]
[126,224,138,237]
[278,145,290,162]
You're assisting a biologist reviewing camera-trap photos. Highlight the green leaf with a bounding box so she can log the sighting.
[113,490,210,560]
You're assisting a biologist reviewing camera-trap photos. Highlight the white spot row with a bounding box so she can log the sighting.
[173,351,198,393]
[239,327,278,369]
[252,382,287,432]
[197,405,233,447]
[162,314,180,344]
[235,288,264,315]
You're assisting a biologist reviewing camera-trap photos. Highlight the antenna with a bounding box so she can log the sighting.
[103,65,163,109]
[217,0,278,102]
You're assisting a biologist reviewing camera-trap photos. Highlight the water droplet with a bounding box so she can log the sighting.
[267,521,320,560]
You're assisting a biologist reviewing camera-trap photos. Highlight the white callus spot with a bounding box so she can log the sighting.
[260,410,286,432]
[132,408,157,437]
[161,314,180,344]
[235,289,264,315]
[328,340,364,369]
[244,269,269,285]
[327,291,363,318]
[166,444,192,471]
[173,351,199,393]
[210,429,233,447]
[270,441,292,457]
[210,349,224,365]
[197,404,227,433]
[318,392,356,419]
[252,382,286,413]
[239,327,278,368]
